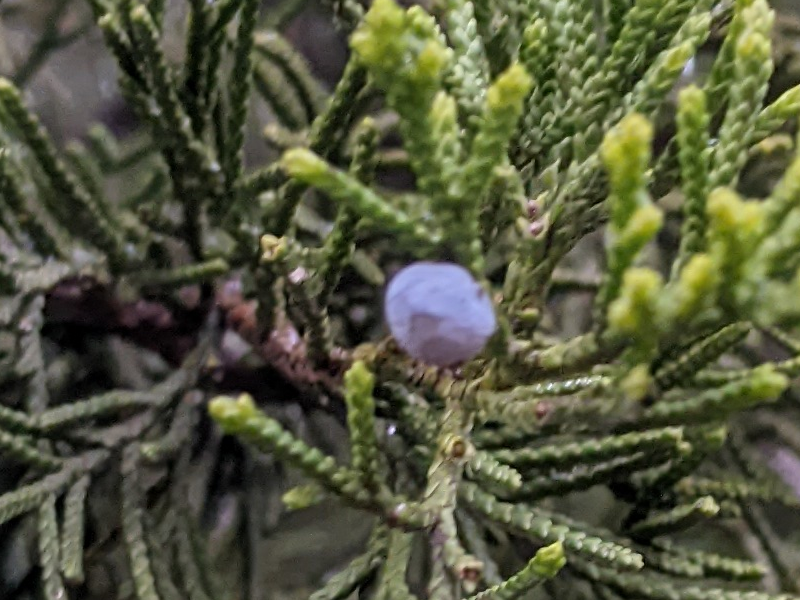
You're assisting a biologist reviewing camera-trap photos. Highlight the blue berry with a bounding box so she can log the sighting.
[384,262,496,366]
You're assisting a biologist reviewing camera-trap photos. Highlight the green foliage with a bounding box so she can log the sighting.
[3,0,800,599]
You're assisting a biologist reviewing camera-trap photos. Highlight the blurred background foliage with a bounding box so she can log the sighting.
[0,3,360,599]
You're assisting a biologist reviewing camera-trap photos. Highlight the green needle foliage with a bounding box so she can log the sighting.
[3,0,800,599]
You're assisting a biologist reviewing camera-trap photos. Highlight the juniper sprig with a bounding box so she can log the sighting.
[2,0,800,598]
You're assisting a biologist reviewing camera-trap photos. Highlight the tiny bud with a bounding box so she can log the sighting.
[457,558,484,583]
[288,267,308,285]
[528,220,545,236]
[260,234,287,262]
[535,401,551,421]
[445,434,469,459]
[281,148,327,180]
[517,307,541,324]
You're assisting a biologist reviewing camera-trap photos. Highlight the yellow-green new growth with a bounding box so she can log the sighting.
[208,393,260,428]
[463,62,533,200]
[608,268,663,364]
[280,148,440,247]
[349,0,408,74]
[486,63,532,112]
[349,0,536,274]
[415,40,452,85]
[616,204,663,253]
[344,361,382,493]
[710,0,774,190]
[707,189,765,246]
[601,113,653,228]
[594,114,663,334]
[350,0,450,89]
[431,91,463,203]
[763,152,800,232]
[745,365,789,399]
[208,394,356,497]
[674,85,711,273]
[627,496,721,540]
[533,541,568,577]
[344,360,375,408]
[642,365,788,426]
[209,393,437,526]
[456,61,532,271]
[280,146,328,180]
[282,483,326,510]
[662,253,719,325]
[466,541,565,600]
[349,0,457,210]
[608,269,663,336]
[706,187,765,315]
